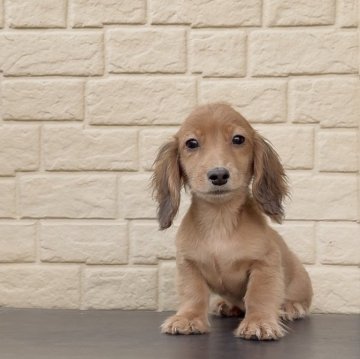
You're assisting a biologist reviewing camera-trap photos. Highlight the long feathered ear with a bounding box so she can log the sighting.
[151,138,182,230]
[252,133,289,223]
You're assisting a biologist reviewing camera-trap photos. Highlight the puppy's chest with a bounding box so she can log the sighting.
[189,228,255,265]
[187,231,251,294]
[196,234,240,265]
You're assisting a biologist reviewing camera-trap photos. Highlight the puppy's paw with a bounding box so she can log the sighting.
[211,300,244,318]
[234,315,285,340]
[161,315,209,335]
[280,301,308,321]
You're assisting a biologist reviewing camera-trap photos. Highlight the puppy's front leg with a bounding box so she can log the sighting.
[234,262,285,340]
[161,257,210,335]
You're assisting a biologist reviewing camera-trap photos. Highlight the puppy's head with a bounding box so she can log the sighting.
[152,103,288,229]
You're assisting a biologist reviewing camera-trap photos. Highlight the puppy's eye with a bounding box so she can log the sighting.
[185,138,199,149]
[232,135,245,145]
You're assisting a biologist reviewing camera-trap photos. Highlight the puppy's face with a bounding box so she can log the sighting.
[177,104,255,201]
[152,103,287,229]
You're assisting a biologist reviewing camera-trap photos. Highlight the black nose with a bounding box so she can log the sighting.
[207,167,230,186]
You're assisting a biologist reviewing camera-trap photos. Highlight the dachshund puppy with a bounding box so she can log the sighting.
[152,103,313,340]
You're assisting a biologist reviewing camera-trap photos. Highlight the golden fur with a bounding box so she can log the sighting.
[152,103,313,340]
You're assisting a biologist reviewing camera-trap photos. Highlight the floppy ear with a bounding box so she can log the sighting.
[151,138,182,230]
[252,133,289,223]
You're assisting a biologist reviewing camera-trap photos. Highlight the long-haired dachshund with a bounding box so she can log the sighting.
[152,103,313,340]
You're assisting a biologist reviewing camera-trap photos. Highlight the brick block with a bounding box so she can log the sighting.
[43,126,138,171]
[264,0,335,26]
[130,221,177,264]
[190,31,246,77]
[83,268,157,309]
[150,0,189,24]
[71,0,145,27]
[0,265,80,308]
[139,128,177,170]
[200,80,286,123]
[0,0,3,27]
[0,223,36,262]
[307,266,360,313]
[250,31,357,76]
[286,174,358,220]
[0,79,2,117]
[0,180,16,218]
[151,0,261,26]
[108,29,186,73]
[255,126,314,169]
[191,0,262,27]
[358,176,360,222]
[2,80,84,121]
[159,261,178,311]
[289,78,359,127]
[338,0,358,27]
[273,222,316,264]
[318,131,358,172]
[0,125,39,175]
[0,78,2,115]
[87,77,196,125]
[1,32,103,76]
[40,223,128,264]
[119,174,156,219]
[19,175,117,219]
[318,223,360,265]
[7,0,66,28]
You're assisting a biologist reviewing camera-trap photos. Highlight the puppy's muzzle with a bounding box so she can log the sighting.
[207,167,230,186]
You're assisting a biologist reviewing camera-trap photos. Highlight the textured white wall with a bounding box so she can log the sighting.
[0,0,359,313]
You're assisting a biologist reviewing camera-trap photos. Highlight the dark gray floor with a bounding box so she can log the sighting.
[0,309,359,359]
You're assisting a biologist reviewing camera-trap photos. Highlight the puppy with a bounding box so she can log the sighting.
[152,103,313,340]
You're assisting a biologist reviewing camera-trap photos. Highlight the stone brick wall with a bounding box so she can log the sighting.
[0,0,359,313]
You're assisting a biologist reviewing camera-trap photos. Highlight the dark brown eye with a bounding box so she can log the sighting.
[232,135,245,145]
[185,138,199,149]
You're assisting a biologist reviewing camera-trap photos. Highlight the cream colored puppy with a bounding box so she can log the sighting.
[152,103,313,340]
